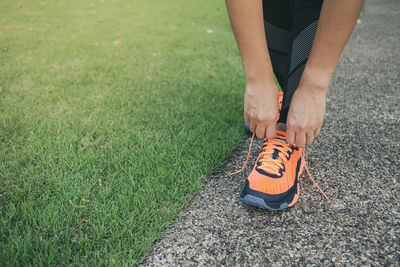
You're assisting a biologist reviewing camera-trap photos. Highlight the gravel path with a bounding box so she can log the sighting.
[142,0,400,265]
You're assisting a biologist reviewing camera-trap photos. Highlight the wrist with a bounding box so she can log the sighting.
[245,72,276,88]
[299,65,333,93]
[246,78,277,92]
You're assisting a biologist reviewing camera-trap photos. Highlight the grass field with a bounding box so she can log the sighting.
[0,0,245,265]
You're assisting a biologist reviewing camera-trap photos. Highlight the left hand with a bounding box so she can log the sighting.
[286,85,327,147]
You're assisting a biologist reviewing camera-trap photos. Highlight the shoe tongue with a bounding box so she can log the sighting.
[260,131,288,160]
[273,131,287,143]
[271,131,287,159]
[273,137,286,143]
[271,149,280,159]
[258,131,290,173]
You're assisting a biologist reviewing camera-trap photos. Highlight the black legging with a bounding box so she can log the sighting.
[262,0,323,123]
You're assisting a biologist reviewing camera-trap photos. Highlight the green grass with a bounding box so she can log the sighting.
[0,0,245,265]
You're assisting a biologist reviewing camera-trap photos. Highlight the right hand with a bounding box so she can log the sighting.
[244,81,279,139]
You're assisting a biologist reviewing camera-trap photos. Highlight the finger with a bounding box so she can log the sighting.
[244,116,250,129]
[286,129,295,144]
[305,131,314,145]
[314,127,321,138]
[295,131,306,148]
[266,123,276,139]
[249,120,256,134]
[256,123,266,139]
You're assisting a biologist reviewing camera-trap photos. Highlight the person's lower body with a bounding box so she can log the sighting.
[263,0,323,124]
[239,0,324,211]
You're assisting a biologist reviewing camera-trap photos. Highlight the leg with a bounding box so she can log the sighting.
[262,0,293,94]
[278,0,324,123]
[262,0,323,124]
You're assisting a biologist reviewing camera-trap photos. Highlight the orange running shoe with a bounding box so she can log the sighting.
[278,91,283,109]
[240,130,303,211]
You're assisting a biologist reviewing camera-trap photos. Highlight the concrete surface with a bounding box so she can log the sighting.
[142,0,400,265]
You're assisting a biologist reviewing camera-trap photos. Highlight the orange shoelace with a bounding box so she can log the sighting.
[257,139,293,175]
[229,132,329,200]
